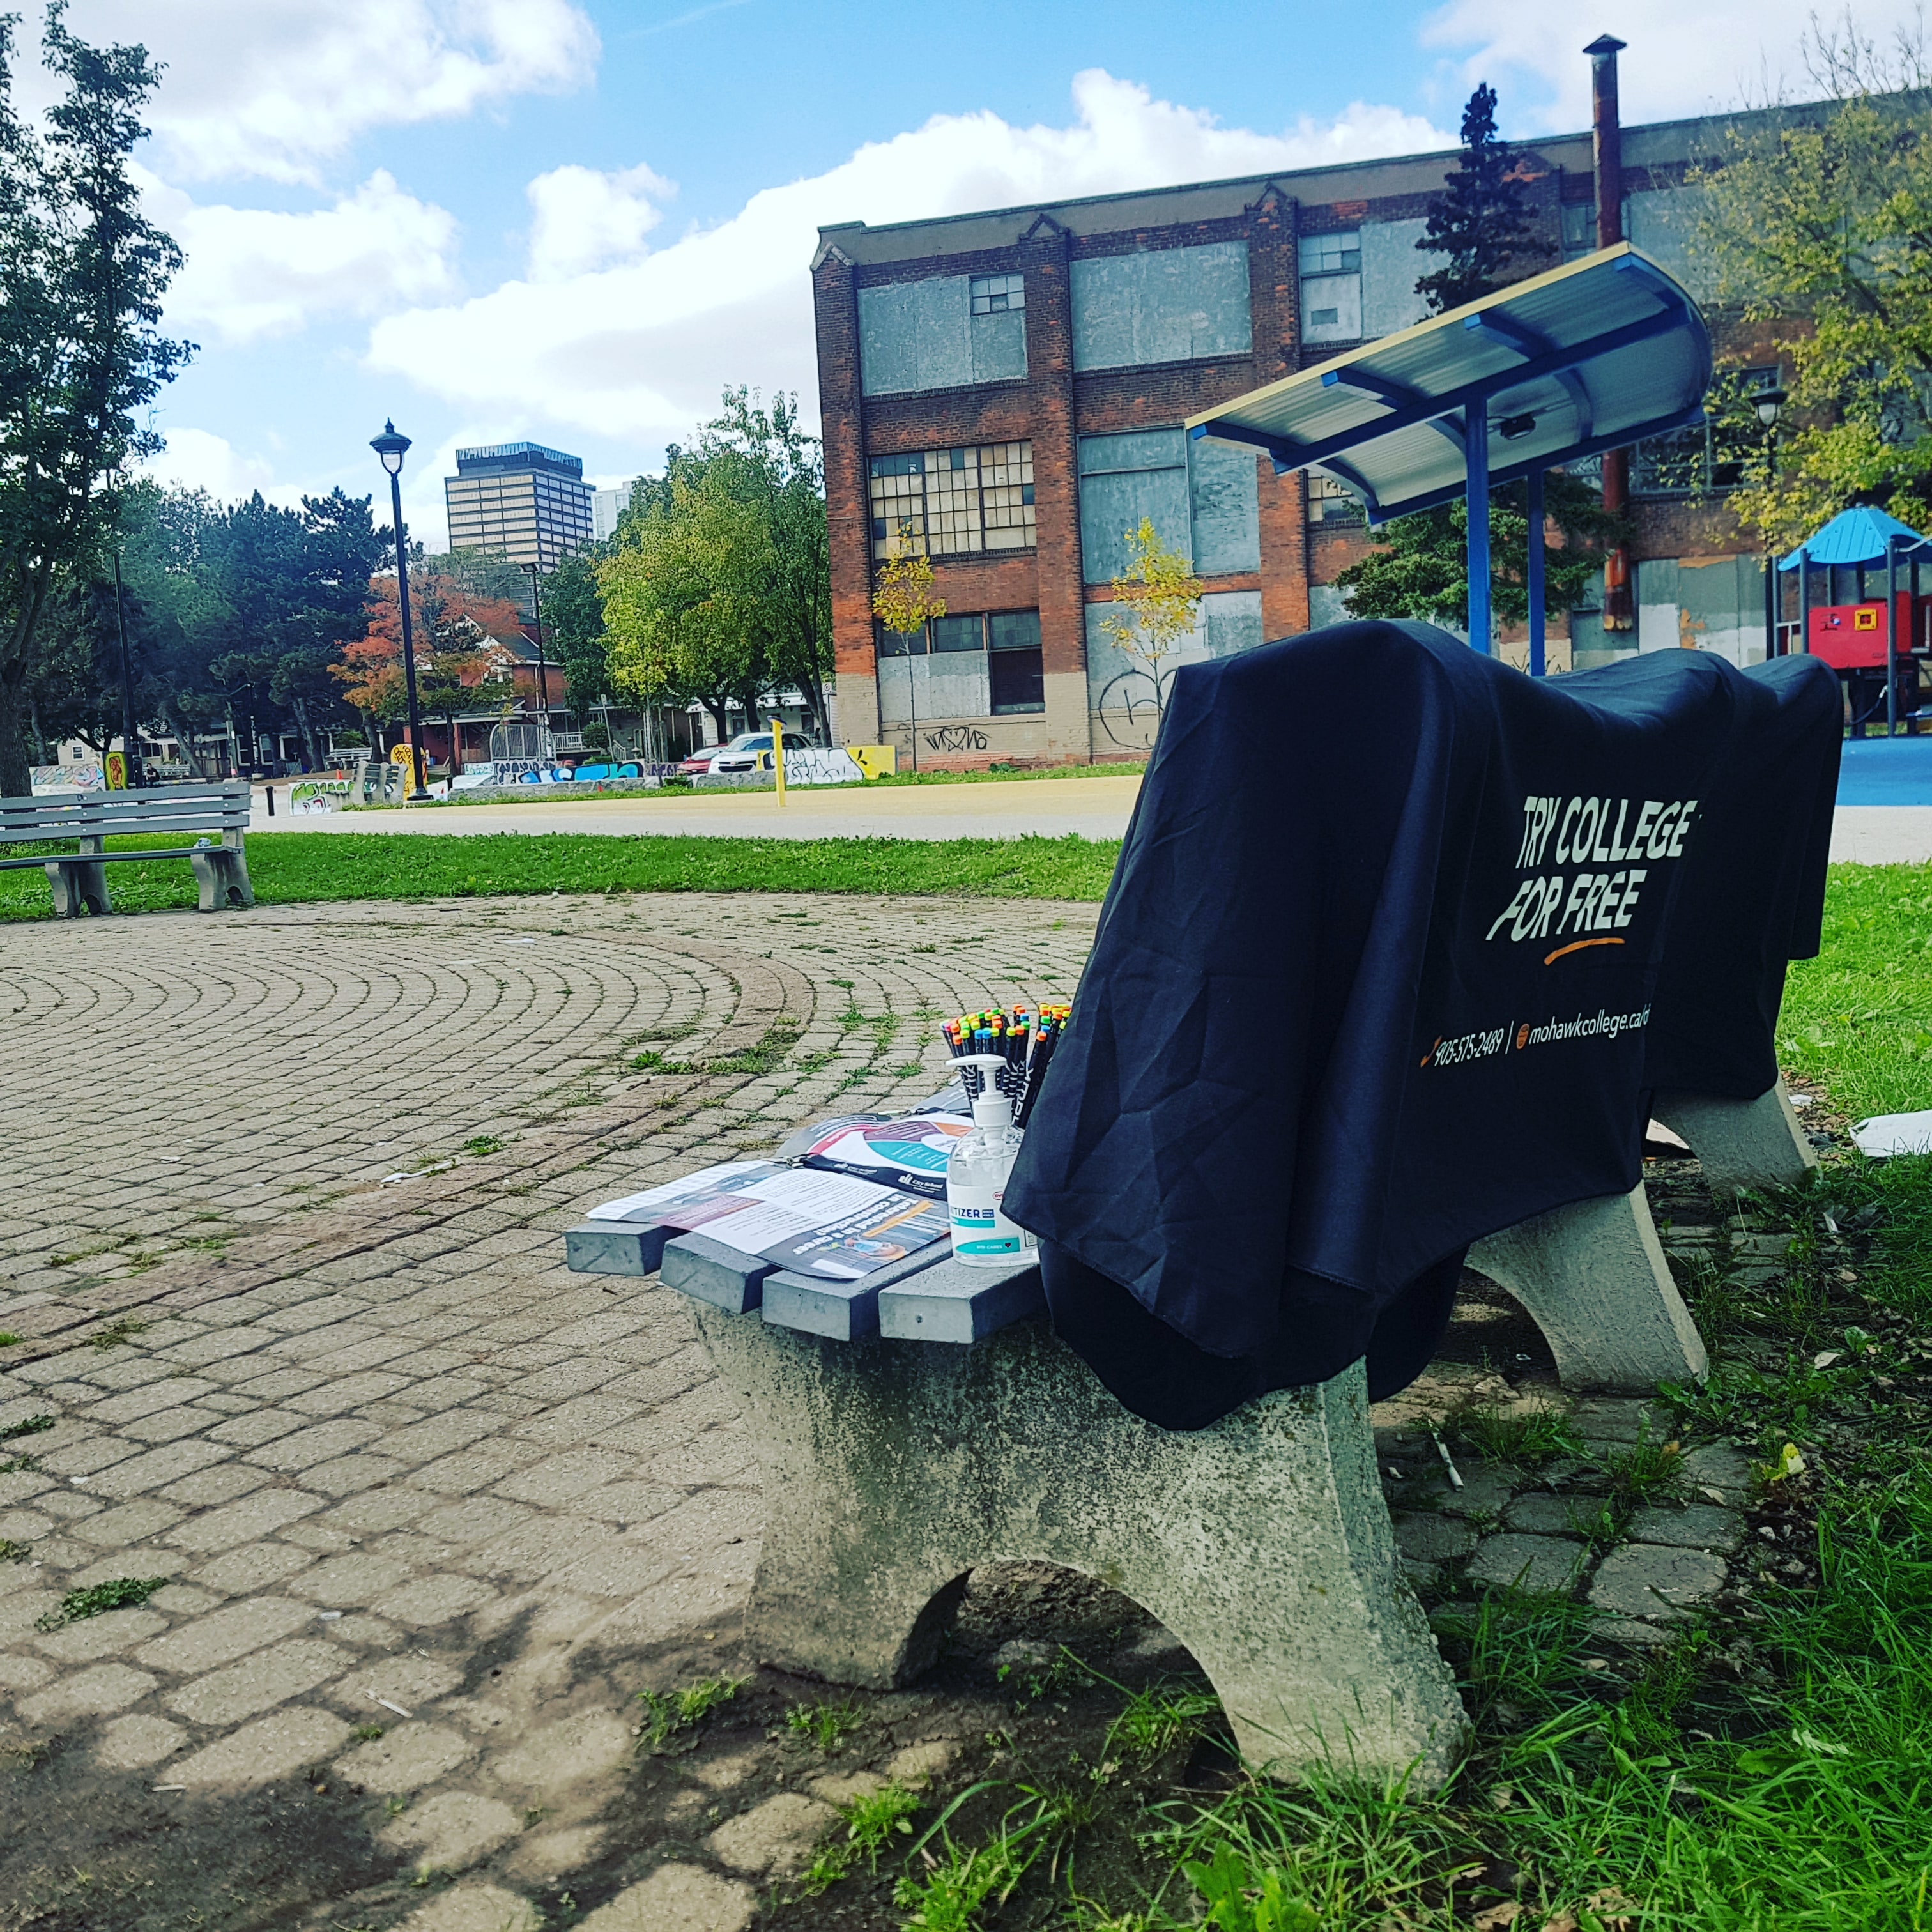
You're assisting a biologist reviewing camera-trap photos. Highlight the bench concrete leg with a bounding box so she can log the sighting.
[190,847,254,911]
[43,859,109,917]
[1651,1080,1816,1197]
[1468,1183,1708,1392]
[690,1306,1468,1788]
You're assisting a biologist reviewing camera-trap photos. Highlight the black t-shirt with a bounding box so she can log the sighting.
[1004,621,1840,1429]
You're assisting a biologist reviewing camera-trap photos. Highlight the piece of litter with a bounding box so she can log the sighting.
[153,1784,185,1793]
[1823,1211,1839,1233]
[369,1692,413,1718]
[317,1611,342,1620]
[381,1173,411,1185]
[1813,1349,1843,1370]
[70,1475,89,1485]
[1851,1108,1932,1160]
[1428,1426,1464,1490]
[1789,1092,1813,1110]
[1515,1352,1533,1362]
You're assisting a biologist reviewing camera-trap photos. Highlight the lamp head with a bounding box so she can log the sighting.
[1754,385,1787,429]
[371,420,411,476]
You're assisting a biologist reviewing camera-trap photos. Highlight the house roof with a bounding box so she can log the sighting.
[1184,243,1711,523]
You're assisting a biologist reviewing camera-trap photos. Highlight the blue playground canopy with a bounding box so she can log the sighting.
[1778,504,1929,569]
[1186,242,1713,669]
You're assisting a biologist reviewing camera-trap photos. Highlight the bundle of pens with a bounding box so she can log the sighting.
[942,1002,1071,1130]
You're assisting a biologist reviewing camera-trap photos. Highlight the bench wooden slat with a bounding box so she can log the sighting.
[877,1255,1044,1343]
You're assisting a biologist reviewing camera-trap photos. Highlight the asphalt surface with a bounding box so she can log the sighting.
[252,777,1932,863]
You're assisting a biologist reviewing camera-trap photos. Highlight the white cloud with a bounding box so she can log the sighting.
[62,0,598,184]
[367,70,1452,444]
[526,162,677,282]
[142,428,284,502]
[148,170,461,344]
[1420,0,1931,129]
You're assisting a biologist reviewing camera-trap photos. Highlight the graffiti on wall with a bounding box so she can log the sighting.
[923,726,989,754]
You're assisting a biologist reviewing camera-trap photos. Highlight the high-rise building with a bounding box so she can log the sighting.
[592,482,639,542]
[444,441,594,572]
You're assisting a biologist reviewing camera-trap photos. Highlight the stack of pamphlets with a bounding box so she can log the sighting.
[585,1160,948,1282]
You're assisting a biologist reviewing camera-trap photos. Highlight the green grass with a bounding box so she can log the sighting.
[632,1673,745,1752]
[1778,861,1932,1119]
[0,829,1121,920]
[785,1698,862,1753]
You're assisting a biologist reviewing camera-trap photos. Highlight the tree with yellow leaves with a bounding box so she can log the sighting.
[1098,518,1203,719]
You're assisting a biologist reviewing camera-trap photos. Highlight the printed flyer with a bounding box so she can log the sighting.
[779,1112,972,1200]
[585,1161,947,1280]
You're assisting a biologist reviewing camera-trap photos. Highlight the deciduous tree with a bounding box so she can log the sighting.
[1698,24,1932,548]
[0,11,191,793]
[1098,517,1202,716]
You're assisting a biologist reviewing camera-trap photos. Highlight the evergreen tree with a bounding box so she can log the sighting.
[1414,82,1551,315]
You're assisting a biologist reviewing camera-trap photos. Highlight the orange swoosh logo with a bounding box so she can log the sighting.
[1544,937,1625,965]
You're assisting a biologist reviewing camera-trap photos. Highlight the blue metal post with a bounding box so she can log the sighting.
[1526,466,1545,675]
[1466,406,1491,654]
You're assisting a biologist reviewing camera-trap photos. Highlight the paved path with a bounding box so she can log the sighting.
[0,894,1096,1929]
[0,894,1795,1929]
[254,780,1932,864]
[256,776,1142,843]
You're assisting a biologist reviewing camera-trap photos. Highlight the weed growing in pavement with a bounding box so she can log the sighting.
[1453,1402,1584,1469]
[461,1135,505,1156]
[350,1724,384,1743]
[0,1414,53,1443]
[0,1538,29,1562]
[633,1673,745,1752]
[0,1455,41,1475]
[785,1699,861,1754]
[88,1315,148,1351]
[796,1784,921,1896]
[1597,1430,1688,1506]
[35,1576,170,1632]
[0,1332,20,1347]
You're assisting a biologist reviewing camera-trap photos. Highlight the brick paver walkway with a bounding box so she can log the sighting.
[0,894,1096,1928]
[0,894,1756,1932]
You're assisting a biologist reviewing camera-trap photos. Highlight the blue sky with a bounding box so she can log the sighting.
[55,0,1892,545]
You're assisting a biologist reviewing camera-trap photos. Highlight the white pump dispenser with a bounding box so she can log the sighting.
[946,1053,1030,1268]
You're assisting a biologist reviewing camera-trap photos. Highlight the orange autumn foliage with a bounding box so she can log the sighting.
[334,572,528,721]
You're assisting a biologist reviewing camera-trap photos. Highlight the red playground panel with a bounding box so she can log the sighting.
[1807,595,1926,670]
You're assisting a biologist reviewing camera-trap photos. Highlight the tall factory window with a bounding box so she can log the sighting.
[868,442,1036,560]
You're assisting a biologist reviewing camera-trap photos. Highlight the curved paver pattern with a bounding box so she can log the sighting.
[0,893,1095,1922]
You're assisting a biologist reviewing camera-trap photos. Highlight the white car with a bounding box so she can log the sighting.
[681,731,820,777]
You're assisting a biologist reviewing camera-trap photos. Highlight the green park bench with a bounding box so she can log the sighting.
[0,780,254,917]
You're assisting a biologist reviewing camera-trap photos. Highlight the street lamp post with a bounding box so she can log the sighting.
[111,549,140,788]
[521,562,553,758]
[371,420,431,801]
[1756,385,1786,657]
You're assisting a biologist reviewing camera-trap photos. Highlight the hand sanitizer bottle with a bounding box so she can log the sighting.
[946,1053,1029,1268]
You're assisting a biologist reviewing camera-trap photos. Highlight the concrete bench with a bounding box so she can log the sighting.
[559,1080,1809,1784]
[1467,1080,1816,1392]
[0,781,253,916]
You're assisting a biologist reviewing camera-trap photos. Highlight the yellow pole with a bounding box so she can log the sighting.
[773,717,786,807]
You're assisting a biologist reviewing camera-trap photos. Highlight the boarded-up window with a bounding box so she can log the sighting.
[1071,242,1252,371]
[859,275,1027,395]
[1077,429,1260,584]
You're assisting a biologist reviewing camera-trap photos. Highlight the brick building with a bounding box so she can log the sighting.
[810,100,1808,767]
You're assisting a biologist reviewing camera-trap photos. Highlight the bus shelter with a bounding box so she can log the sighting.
[1186,243,1713,670]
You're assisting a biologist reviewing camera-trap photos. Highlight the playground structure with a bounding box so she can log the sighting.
[1772,505,1930,737]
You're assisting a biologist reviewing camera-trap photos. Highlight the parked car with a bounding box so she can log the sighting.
[679,730,822,777]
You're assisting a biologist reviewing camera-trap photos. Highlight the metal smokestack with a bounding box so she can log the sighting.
[1586,33,1633,631]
